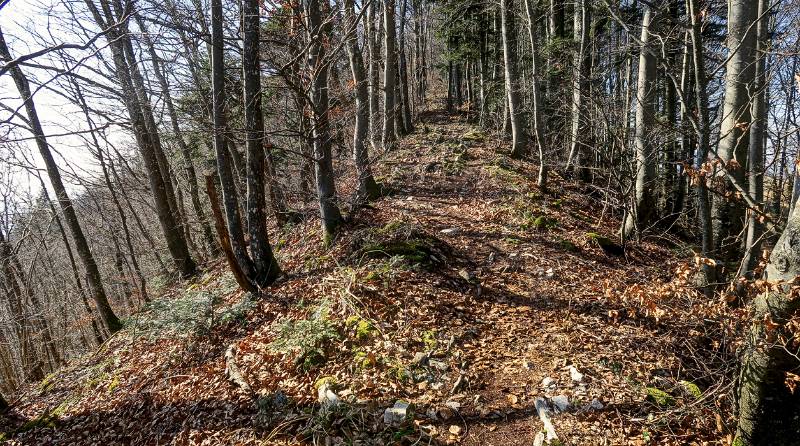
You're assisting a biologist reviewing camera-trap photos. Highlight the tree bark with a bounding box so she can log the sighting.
[523,0,547,189]
[345,0,380,202]
[711,0,759,259]
[383,0,398,148]
[566,0,590,179]
[305,0,344,242]
[84,0,197,278]
[623,3,660,239]
[500,0,527,159]
[242,0,281,287]
[739,0,769,278]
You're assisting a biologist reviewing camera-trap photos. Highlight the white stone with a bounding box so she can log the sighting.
[541,377,556,388]
[384,401,412,426]
[568,365,584,382]
[551,395,570,412]
[589,399,604,410]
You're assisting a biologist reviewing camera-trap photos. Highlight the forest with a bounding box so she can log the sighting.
[0,0,798,443]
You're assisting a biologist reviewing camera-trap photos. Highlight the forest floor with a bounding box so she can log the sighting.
[0,106,746,445]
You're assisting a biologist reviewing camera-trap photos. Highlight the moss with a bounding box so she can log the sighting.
[107,375,120,394]
[355,320,375,340]
[462,129,485,141]
[353,350,376,368]
[559,239,578,252]
[551,199,563,209]
[361,241,432,264]
[680,380,702,399]
[421,330,437,351]
[314,376,337,390]
[38,371,58,393]
[646,387,675,406]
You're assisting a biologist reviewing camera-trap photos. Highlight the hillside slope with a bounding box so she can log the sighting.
[1,108,739,445]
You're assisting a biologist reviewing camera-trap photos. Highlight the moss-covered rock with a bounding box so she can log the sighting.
[646,387,675,406]
[559,239,579,252]
[586,232,624,256]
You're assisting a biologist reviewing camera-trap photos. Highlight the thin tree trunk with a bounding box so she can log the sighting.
[0,27,122,332]
[211,0,255,284]
[84,0,197,278]
[566,0,590,179]
[500,0,527,159]
[242,0,281,287]
[305,0,344,242]
[345,0,380,202]
[383,0,398,148]
[523,0,547,189]
[623,3,660,239]
[711,0,759,259]
[739,0,769,278]
[134,12,218,257]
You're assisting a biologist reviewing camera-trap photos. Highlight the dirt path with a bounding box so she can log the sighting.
[7,107,731,445]
[371,108,728,445]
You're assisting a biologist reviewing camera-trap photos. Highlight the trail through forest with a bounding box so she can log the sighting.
[1,106,736,445]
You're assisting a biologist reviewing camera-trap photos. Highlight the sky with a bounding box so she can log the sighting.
[0,0,109,200]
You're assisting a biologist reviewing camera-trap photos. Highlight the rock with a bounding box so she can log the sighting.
[568,365,584,382]
[588,399,604,410]
[440,227,461,235]
[317,382,339,407]
[541,377,556,388]
[450,374,466,394]
[445,400,461,410]
[449,425,462,435]
[523,360,534,370]
[384,401,413,427]
[551,395,570,412]
[429,359,449,371]
[412,352,430,366]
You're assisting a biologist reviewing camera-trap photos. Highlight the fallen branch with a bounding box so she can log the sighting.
[224,344,253,395]
[534,397,559,444]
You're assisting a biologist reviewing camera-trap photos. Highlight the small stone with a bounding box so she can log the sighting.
[449,425,462,435]
[445,401,461,410]
[441,227,461,235]
[429,360,449,371]
[383,401,413,427]
[588,399,604,410]
[568,365,584,382]
[317,382,339,407]
[412,352,430,366]
[523,360,534,370]
[541,377,556,388]
[552,395,570,412]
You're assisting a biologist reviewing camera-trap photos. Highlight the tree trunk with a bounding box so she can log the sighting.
[367,0,381,148]
[305,0,344,242]
[0,27,122,333]
[134,12,218,258]
[500,0,527,159]
[739,0,769,278]
[711,0,759,259]
[242,0,281,287]
[623,3,660,239]
[735,203,800,444]
[566,0,590,179]
[84,0,197,278]
[211,0,255,284]
[345,0,380,202]
[383,0,398,148]
[687,0,715,289]
[523,0,547,189]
